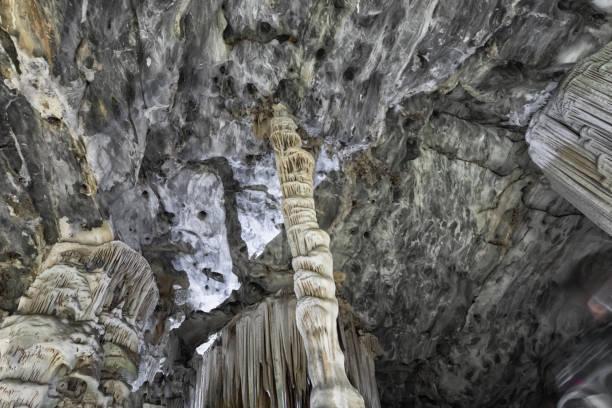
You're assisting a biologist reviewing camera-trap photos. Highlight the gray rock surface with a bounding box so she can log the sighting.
[1,0,612,407]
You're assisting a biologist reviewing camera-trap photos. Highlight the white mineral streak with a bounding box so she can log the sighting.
[526,42,612,235]
[508,82,558,127]
[132,348,160,392]
[230,154,283,258]
[268,105,365,407]
[158,170,240,311]
[132,310,184,392]
[592,0,612,13]
[194,296,380,408]
[81,0,88,23]
[556,36,597,65]
[237,188,282,258]
[314,146,341,186]
[0,238,158,407]
[195,332,219,356]
[314,141,370,186]
[1,40,81,129]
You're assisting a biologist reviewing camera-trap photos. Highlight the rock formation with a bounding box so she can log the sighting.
[2,1,612,407]
[194,295,380,408]
[526,42,612,235]
[261,105,365,407]
[0,237,158,407]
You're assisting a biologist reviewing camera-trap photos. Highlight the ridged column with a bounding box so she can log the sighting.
[269,104,365,407]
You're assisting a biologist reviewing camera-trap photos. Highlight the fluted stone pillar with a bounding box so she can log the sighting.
[266,105,365,407]
[526,42,612,235]
[0,239,158,407]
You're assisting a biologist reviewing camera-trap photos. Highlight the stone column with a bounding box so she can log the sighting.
[0,240,159,407]
[267,105,365,407]
[526,42,612,235]
[194,295,381,408]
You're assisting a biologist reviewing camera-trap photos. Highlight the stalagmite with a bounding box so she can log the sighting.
[265,105,366,407]
[526,42,612,235]
[0,236,159,407]
[194,295,380,408]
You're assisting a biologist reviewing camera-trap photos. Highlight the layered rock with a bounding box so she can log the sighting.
[194,295,380,408]
[526,42,612,235]
[0,239,158,407]
[259,105,365,407]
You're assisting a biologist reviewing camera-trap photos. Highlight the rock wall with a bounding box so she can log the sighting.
[527,42,612,235]
[0,240,158,407]
[193,295,380,408]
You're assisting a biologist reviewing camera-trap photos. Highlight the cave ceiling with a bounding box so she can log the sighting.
[1,0,612,407]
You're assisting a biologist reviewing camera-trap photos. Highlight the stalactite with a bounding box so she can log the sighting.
[0,239,159,407]
[526,42,612,235]
[17,265,93,319]
[194,295,380,408]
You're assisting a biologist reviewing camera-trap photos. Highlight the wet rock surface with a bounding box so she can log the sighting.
[1,0,612,407]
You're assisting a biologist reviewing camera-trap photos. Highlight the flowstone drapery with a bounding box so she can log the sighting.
[263,104,366,407]
[526,42,612,235]
[193,295,381,408]
[0,236,158,407]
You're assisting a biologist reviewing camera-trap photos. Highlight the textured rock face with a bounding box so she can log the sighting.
[194,295,380,408]
[1,0,612,407]
[527,42,612,235]
[0,239,158,407]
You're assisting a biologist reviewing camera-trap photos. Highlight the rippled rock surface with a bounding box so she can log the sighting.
[1,0,612,407]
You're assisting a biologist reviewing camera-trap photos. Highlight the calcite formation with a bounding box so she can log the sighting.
[262,105,365,407]
[2,0,612,406]
[194,295,380,408]
[0,239,158,407]
[526,42,612,235]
